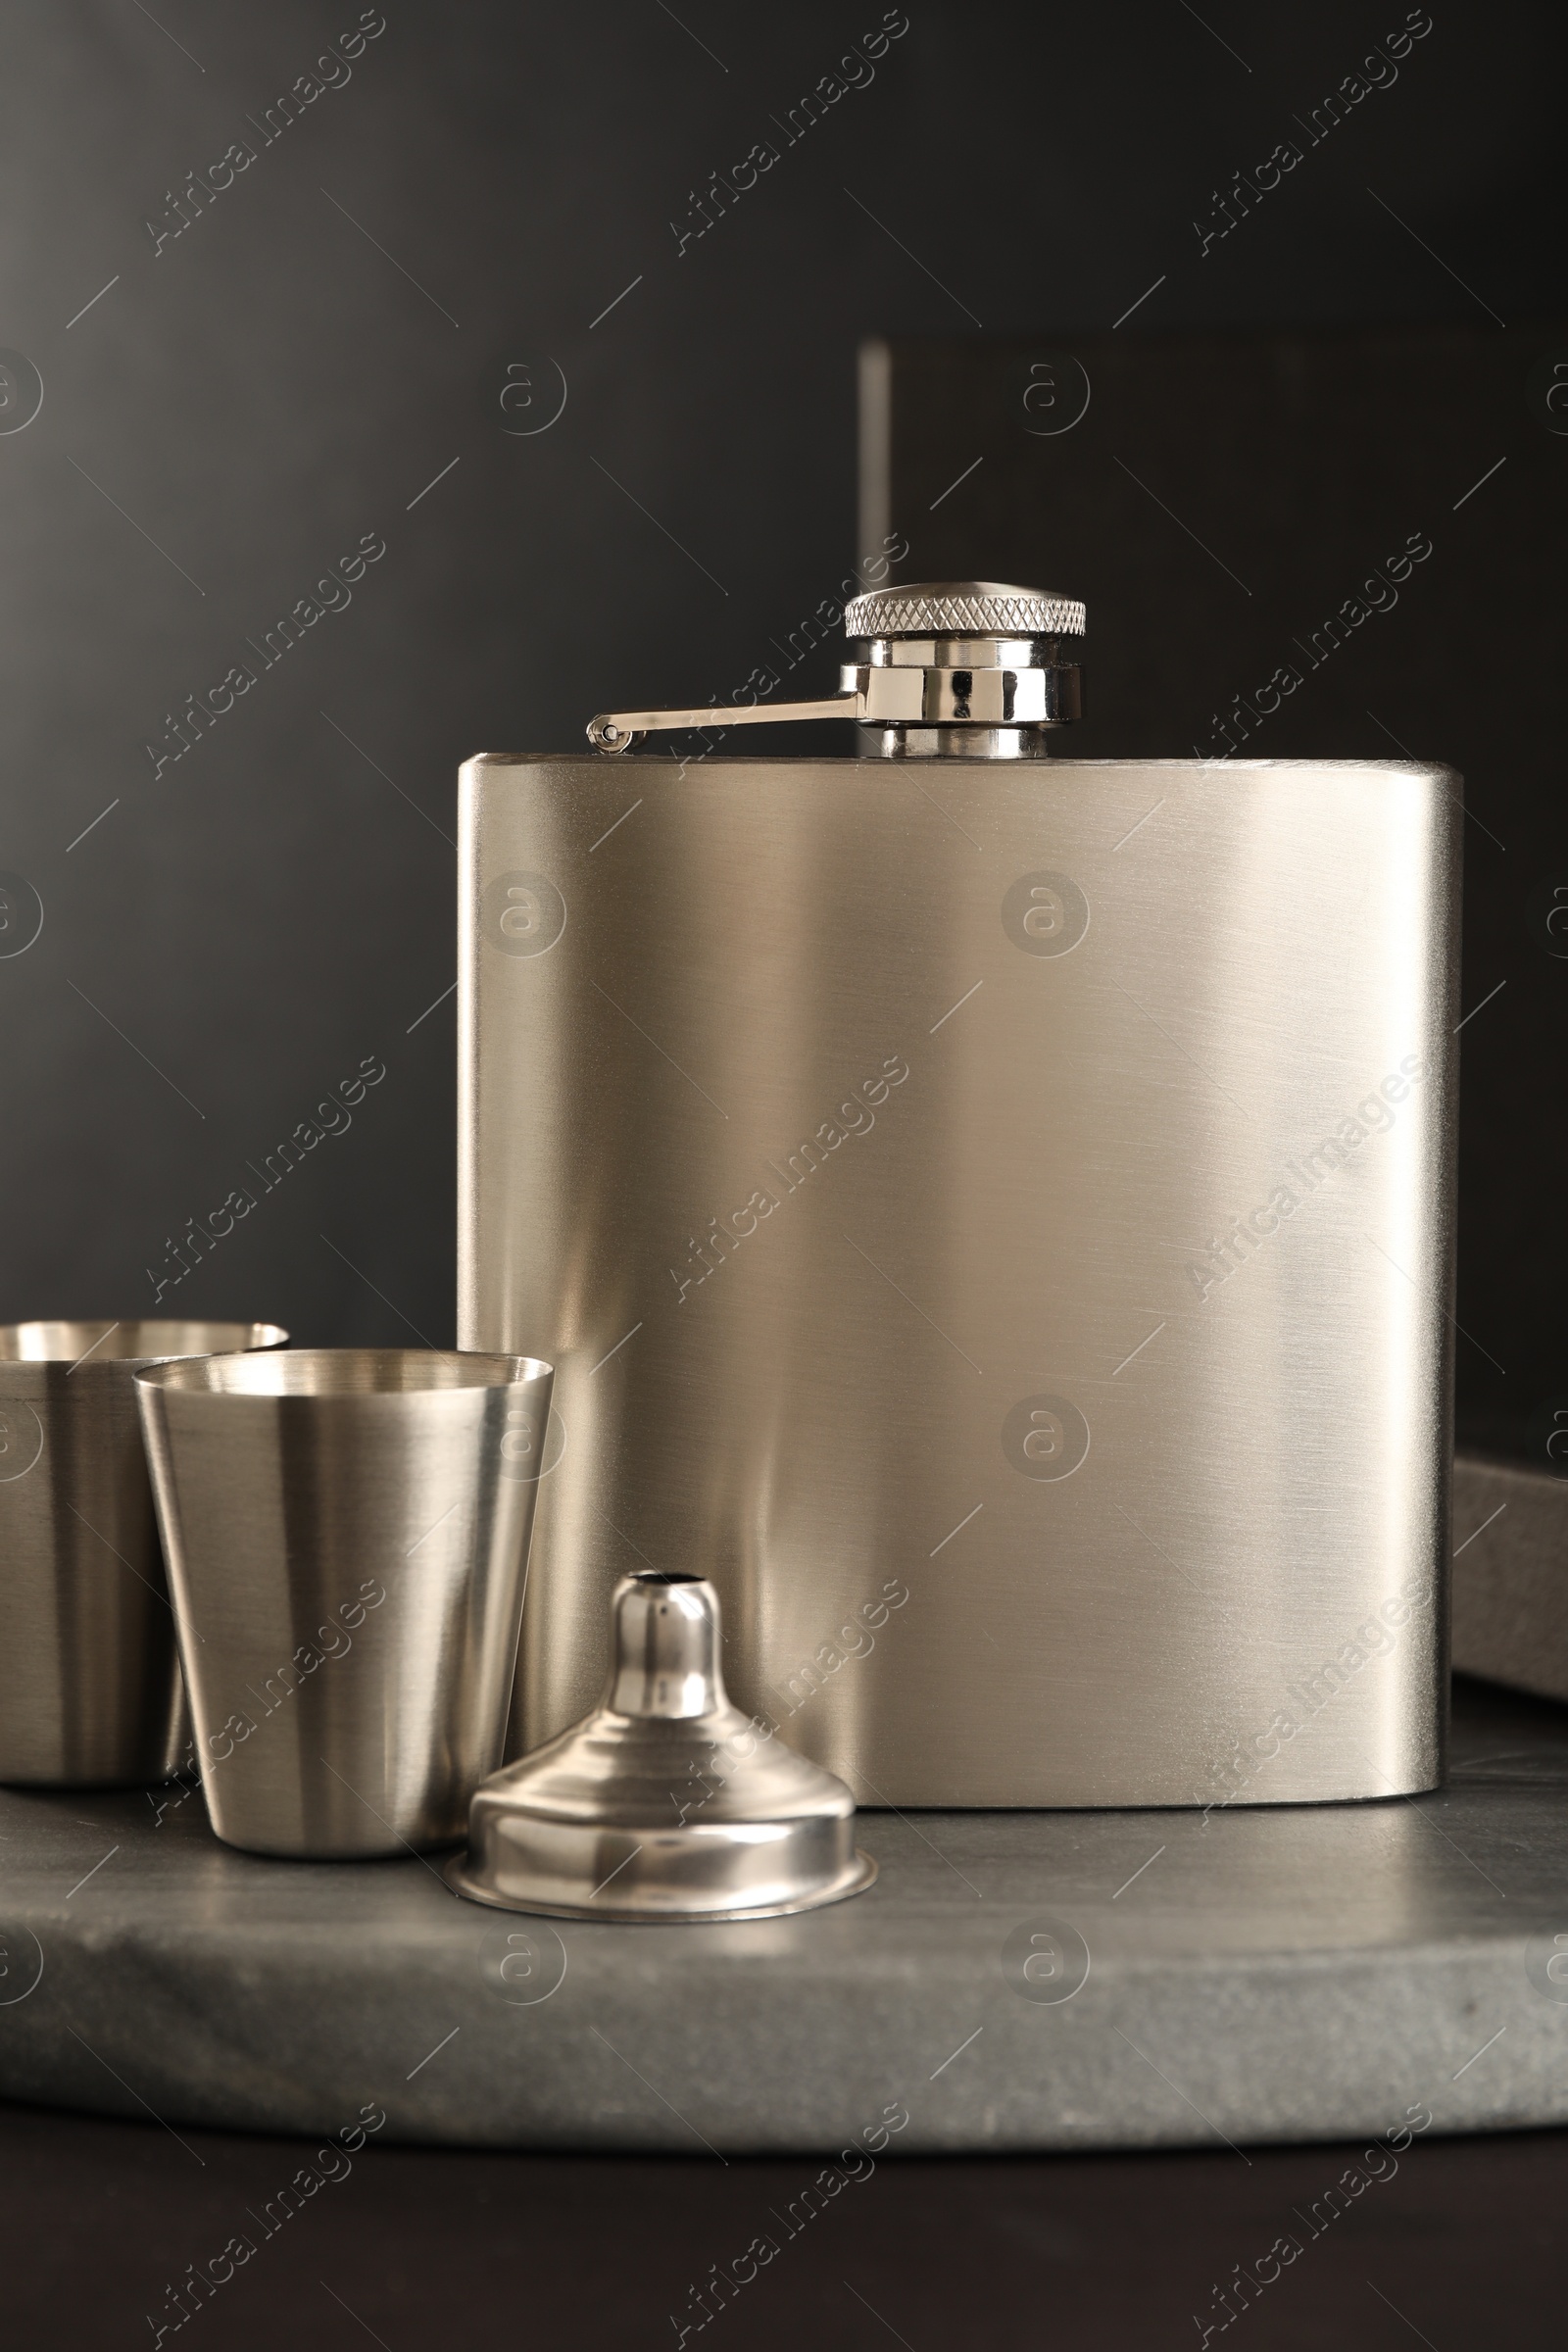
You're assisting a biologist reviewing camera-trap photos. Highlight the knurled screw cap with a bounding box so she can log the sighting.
[843,579,1087,638]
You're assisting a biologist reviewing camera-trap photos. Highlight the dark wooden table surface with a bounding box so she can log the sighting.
[2,2093,1560,2348]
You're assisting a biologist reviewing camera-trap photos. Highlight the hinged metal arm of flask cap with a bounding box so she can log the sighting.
[587,580,1087,760]
[588,694,857,752]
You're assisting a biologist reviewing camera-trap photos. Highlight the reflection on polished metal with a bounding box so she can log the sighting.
[462,573,1460,1806]
[448,1572,875,1922]
[0,1321,287,1788]
[135,1348,553,1857]
[587,576,1085,759]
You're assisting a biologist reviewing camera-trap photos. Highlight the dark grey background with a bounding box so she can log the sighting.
[0,0,1560,1388]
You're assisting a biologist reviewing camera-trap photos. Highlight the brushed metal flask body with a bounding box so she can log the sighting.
[460,754,1459,1806]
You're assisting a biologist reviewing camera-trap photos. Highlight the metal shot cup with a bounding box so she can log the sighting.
[134,1348,555,1858]
[0,1321,288,1787]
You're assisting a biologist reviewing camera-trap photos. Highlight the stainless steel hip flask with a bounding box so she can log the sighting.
[459,581,1458,1806]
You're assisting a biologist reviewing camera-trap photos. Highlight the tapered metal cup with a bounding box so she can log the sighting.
[0,1320,288,1786]
[135,1348,554,1858]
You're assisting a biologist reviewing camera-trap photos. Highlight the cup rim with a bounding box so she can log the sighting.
[0,1319,289,1365]
[134,1346,552,1398]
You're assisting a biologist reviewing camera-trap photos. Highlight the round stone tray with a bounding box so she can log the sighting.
[1,1680,1564,2154]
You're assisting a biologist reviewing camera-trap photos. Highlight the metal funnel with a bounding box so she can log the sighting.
[447,1571,877,1922]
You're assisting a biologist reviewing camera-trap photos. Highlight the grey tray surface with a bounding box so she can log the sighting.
[1452,1448,1568,1702]
[2,1680,1566,2155]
